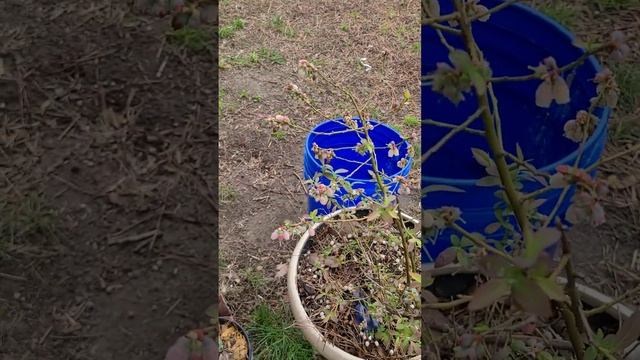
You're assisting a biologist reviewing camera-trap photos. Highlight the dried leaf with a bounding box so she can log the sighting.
[324,256,340,268]
[434,247,457,268]
[275,263,288,278]
[611,310,640,351]
[468,279,511,311]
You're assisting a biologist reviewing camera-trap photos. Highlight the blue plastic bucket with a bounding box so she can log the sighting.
[421,0,611,263]
[304,117,413,215]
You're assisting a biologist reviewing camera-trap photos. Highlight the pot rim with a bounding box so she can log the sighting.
[287,207,421,360]
[422,263,639,358]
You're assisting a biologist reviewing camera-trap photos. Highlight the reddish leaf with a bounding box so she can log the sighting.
[202,337,218,360]
[512,279,552,318]
[468,279,511,311]
[484,222,501,235]
[435,247,457,268]
[165,336,190,360]
[478,254,511,278]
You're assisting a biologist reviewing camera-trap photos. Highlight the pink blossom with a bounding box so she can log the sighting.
[535,57,570,108]
[271,227,291,241]
[609,31,631,63]
[397,158,408,169]
[310,184,335,205]
[387,141,400,158]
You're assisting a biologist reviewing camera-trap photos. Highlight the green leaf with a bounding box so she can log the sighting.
[409,271,421,283]
[525,227,561,261]
[473,323,491,333]
[470,69,487,95]
[584,346,598,360]
[422,184,465,196]
[477,176,501,187]
[536,352,555,360]
[471,148,492,168]
[403,89,411,103]
[535,276,566,302]
[468,279,511,311]
[449,50,473,69]
[516,143,525,162]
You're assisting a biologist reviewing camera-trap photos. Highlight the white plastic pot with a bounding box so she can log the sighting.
[287,208,421,360]
[423,264,640,359]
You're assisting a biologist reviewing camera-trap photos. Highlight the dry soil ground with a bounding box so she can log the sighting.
[0,1,217,359]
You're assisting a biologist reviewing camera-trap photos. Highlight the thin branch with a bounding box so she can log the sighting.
[427,22,462,35]
[423,119,485,136]
[450,222,515,263]
[491,44,609,83]
[421,107,484,163]
[586,142,640,172]
[584,283,640,317]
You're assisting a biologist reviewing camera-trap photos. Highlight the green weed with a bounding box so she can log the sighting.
[219,18,246,39]
[249,303,314,360]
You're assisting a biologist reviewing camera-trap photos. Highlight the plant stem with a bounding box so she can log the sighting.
[557,222,587,335]
[395,201,415,285]
[560,303,586,360]
[469,0,522,21]
[427,22,461,35]
[455,0,534,247]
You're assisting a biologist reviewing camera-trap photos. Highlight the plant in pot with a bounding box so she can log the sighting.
[269,61,422,359]
[422,0,640,359]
